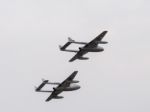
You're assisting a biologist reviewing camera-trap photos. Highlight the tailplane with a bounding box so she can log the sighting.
[35,79,48,91]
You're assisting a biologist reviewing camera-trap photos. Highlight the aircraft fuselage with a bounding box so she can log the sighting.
[78,46,104,58]
[80,46,104,52]
[50,84,80,99]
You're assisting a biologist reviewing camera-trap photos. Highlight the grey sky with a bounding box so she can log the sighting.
[0,0,150,112]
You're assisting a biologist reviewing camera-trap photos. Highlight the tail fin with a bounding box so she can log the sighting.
[68,37,87,44]
[68,37,75,43]
[34,86,38,91]
[59,45,63,50]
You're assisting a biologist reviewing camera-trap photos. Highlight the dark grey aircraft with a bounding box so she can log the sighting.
[35,71,80,102]
[59,31,108,62]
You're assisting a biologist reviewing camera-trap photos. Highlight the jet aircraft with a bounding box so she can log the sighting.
[35,71,80,102]
[59,31,108,62]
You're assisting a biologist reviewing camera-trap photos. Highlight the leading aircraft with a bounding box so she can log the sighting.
[35,71,80,102]
[59,31,108,62]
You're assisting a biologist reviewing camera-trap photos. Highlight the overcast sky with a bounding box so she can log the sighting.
[0,0,150,112]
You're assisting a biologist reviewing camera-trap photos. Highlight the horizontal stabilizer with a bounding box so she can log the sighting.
[59,42,71,50]
[35,80,48,91]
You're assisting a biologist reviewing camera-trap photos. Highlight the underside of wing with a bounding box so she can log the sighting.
[94,31,108,42]
[45,90,58,102]
[69,55,78,62]
[44,71,79,102]
[59,71,78,88]
[46,95,53,102]
[35,80,48,91]
[85,31,108,47]
[59,42,71,50]
[46,95,64,102]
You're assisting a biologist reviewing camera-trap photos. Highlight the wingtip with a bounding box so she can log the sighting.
[69,57,76,62]
[73,71,78,76]
[69,59,73,62]
[45,97,52,102]
[74,71,78,73]
[45,99,49,102]
[103,30,108,33]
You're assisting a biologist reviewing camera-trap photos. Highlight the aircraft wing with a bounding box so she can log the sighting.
[46,92,56,101]
[59,71,78,87]
[85,31,108,48]
[45,71,78,101]
[69,54,79,62]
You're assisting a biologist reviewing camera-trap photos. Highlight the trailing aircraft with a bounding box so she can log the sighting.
[35,71,80,102]
[59,31,108,62]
